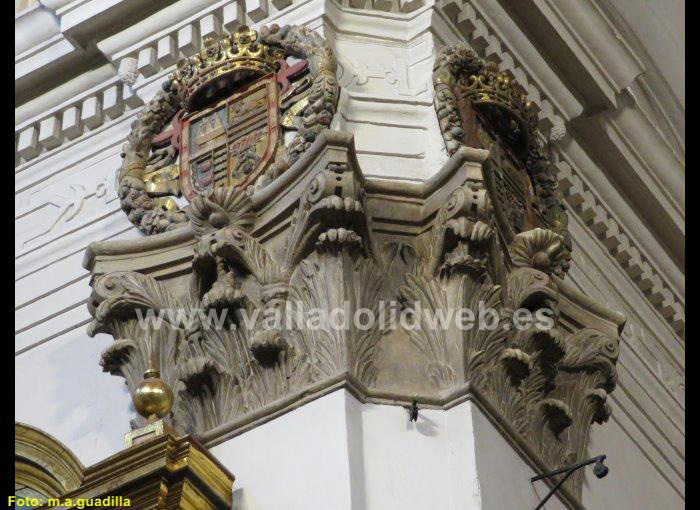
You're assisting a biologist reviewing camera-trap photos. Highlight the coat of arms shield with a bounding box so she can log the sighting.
[179,74,280,200]
[119,25,340,235]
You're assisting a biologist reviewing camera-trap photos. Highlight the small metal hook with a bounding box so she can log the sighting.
[408,398,419,422]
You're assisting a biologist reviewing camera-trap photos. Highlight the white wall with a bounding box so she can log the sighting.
[212,390,572,510]
[211,390,355,510]
[14,329,132,467]
[349,396,482,510]
[582,406,684,510]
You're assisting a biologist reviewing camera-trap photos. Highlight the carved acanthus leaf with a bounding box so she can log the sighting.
[398,271,456,389]
[87,271,185,337]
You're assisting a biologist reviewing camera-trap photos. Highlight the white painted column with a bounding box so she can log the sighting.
[210,390,571,510]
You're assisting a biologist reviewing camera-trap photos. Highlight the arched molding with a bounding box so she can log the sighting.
[15,422,84,498]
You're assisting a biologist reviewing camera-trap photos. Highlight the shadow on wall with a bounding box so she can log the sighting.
[471,408,568,510]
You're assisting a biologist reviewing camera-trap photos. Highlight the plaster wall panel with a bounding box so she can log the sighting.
[355,398,482,510]
[15,117,136,281]
[15,306,92,355]
[14,328,132,467]
[16,213,134,289]
[15,250,87,308]
[210,390,355,510]
[567,220,684,408]
[470,406,568,510]
[15,157,121,259]
[582,409,685,510]
[209,392,570,510]
[327,23,446,180]
[564,221,685,500]
[15,278,91,335]
[14,224,142,354]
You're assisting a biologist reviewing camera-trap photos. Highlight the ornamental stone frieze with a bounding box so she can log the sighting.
[83,26,625,506]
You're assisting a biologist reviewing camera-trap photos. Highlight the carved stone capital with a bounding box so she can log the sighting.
[86,130,624,505]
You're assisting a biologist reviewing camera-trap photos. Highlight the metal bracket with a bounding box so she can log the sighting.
[531,454,608,510]
[408,398,418,422]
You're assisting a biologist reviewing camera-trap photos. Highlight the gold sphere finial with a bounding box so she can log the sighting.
[132,368,174,421]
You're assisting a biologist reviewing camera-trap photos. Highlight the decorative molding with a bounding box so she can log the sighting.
[20,428,236,510]
[117,57,139,86]
[15,422,84,499]
[14,0,319,165]
[16,404,232,509]
[16,176,119,256]
[332,0,427,14]
[15,77,143,165]
[505,0,645,110]
[556,159,684,335]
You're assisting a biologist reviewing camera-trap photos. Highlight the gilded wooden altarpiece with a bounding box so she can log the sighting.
[84,25,625,508]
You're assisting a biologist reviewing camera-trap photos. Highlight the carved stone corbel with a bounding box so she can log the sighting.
[426,179,492,277]
[284,161,371,270]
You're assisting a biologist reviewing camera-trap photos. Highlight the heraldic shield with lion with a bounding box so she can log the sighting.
[118,24,339,235]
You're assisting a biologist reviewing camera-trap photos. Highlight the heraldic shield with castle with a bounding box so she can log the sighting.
[118,24,339,235]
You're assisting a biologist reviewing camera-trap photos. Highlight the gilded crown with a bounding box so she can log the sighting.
[462,62,538,154]
[173,26,284,110]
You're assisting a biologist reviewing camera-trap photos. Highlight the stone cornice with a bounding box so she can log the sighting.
[589,0,684,154]
[15,64,118,129]
[504,0,645,111]
[333,0,426,14]
[16,0,183,105]
[15,0,320,165]
[96,0,231,62]
[83,133,491,272]
[556,142,685,335]
[15,3,62,57]
[461,0,583,121]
